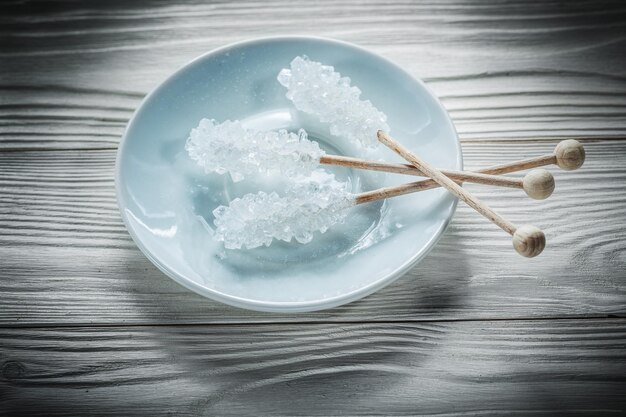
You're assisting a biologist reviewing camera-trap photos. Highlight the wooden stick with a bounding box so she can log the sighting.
[352,139,584,205]
[484,139,586,174]
[355,181,443,205]
[321,155,522,186]
[354,168,554,203]
[324,139,585,200]
[321,154,555,200]
[376,131,545,258]
[357,139,585,204]
[326,139,584,177]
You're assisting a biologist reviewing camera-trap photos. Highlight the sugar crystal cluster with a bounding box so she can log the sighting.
[213,171,354,249]
[186,55,395,249]
[185,118,325,182]
[277,56,390,148]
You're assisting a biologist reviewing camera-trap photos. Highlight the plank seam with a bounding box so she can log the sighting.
[1,314,623,330]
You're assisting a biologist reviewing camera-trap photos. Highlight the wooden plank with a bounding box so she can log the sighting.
[1,0,626,149]
[2,2,624,416]
[1,140,624,325]
[1,319,625,415]
[0,86,139,150]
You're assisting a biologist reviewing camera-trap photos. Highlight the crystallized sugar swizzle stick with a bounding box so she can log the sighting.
[212,141,571,250]
[213,172,353,249]
[186,119,325,182]
[186,119,555,199]
[216,169,511,250]
[377,131,546,258]
[213,166,552,250]
[278,56,389,149]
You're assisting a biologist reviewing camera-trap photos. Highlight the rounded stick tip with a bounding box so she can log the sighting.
[522,169,555,200]
[512,225,545,258]
[555,139,585,170]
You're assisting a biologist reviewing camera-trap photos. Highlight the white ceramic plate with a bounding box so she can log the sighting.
[116,36,461,312]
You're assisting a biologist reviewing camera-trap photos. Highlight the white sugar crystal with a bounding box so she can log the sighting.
[185,119,325,182]
[213,171,355,249]
[278,56,390,148]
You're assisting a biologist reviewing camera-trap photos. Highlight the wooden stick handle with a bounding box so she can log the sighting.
[323,139,584,177]
[354,140,582,204]
[376,131,545,257]
[321,155,523,188]
[322,150,558,200]
[376,131,517,234]
[477,154,556,175]
[350,139,583,202]
[355,182,441,204]
[354,168,553,201]
[464,139,585,174]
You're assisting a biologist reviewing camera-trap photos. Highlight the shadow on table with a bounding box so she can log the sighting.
[116,225,472,414]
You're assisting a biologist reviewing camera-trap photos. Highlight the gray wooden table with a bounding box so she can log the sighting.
[1,1,626,415]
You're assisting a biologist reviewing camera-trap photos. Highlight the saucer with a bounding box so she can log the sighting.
[116,36,461,312]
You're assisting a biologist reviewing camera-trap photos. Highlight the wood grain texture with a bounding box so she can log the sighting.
[1,140,624,325]
[1,319,625,416]
[1,0,626,150]
[2,1,626,415]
